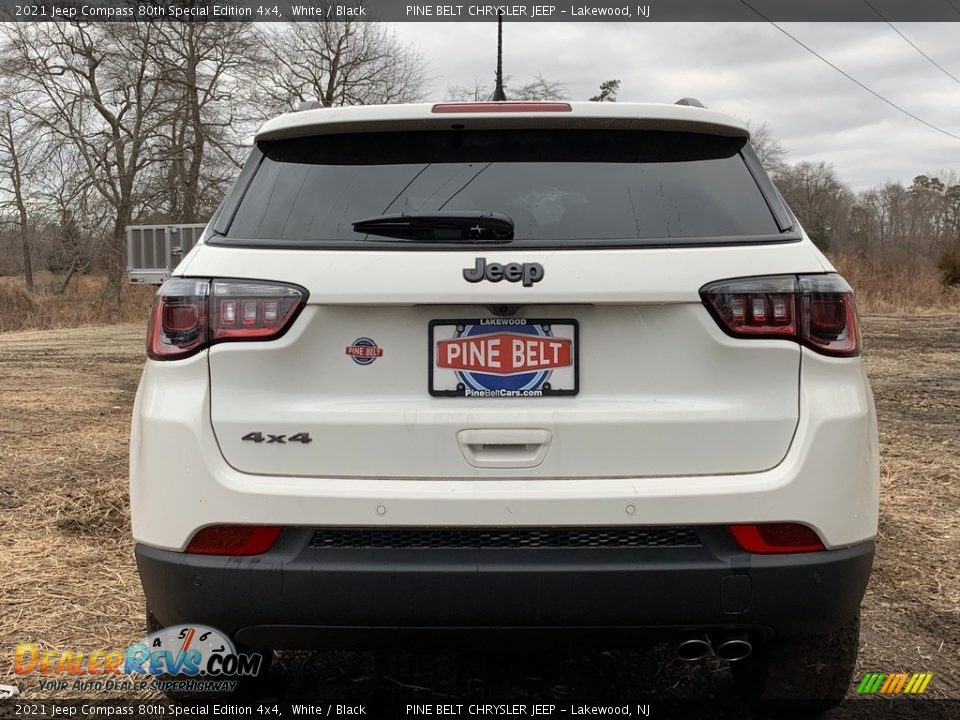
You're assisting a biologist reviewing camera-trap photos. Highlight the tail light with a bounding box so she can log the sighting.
[700,274,860,357]
[147,278,307,360]
[186,525,282,556]
[146,279,209,360]
[210,280,304,341]
[729,523,826,554]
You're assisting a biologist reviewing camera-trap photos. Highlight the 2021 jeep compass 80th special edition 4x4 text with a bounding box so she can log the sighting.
[130,100,878,708]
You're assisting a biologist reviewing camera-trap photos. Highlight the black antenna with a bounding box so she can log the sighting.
[491,12,507,101]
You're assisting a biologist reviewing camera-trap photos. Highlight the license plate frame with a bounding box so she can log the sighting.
[429,318,579,398]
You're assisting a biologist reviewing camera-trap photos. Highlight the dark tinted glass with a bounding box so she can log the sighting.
[225,130,780,244]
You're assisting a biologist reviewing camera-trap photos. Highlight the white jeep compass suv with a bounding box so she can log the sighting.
[130,100,879,708]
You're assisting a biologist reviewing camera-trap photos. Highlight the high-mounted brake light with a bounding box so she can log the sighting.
[147,278,307,360]
[729,523,826,554]
[186,525,282,556]
[700,274,860,357]
[431,102,572,113]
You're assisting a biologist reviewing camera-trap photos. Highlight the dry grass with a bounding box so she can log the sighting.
[0,318,957,710]
[0,273,154,333]
[0,325,147,694]
[855,317,960,702]
[831,252,960,315]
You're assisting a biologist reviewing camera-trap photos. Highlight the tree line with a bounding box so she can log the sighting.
[750,123,960,282]
[1,21,957,296]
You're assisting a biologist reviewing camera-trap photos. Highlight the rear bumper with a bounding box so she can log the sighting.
[135,528,874,650]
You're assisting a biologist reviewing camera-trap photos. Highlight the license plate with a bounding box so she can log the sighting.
[429,318,579,397]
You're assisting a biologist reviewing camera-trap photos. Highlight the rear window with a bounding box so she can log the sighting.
[224,130,783,247]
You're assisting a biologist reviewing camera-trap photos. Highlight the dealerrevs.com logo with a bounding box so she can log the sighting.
[13,624,261,693]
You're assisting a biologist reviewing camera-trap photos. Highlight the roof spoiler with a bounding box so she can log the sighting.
[675,97,705,108]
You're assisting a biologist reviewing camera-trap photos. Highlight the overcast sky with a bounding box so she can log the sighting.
[395,22,960,189]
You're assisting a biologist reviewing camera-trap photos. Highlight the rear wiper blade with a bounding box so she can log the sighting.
[351,211,514,242]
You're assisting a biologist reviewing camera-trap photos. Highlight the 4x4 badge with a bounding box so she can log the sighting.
[463,257,544,287]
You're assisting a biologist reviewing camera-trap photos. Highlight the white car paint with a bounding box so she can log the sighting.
[130,102,878,558]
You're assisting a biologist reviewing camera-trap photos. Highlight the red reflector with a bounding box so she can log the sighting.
[729,523,825,554]
[431,102,572,113]
[185,526,282,556]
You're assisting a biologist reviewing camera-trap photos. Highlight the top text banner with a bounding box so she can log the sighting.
[4,0,960,22]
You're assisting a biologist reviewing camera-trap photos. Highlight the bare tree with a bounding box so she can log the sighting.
[150,23,263,223]
[513,73,568,101]
[746,120,787,175]
[2,23,173,290]
[41,143,109,292]
[258,22,427,112]
[1,21,428,287]
[0,108,38,290]
[775,161,852,251]
[447,74,567,102]
[446,78,493,102]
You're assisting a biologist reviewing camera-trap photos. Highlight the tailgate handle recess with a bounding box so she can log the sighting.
[457,429,552,469]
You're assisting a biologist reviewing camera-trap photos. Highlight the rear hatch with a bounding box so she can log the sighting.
[190,111,823,479]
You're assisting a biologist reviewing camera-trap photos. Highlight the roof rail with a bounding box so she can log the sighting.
[675,97,705,108]
[296,100,323,112]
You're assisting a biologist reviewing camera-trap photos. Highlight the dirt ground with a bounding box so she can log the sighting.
[0,316,958,714]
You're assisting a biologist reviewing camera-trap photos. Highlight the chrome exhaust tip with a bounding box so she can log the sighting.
[675,635,712,662]
[715,634,753,662]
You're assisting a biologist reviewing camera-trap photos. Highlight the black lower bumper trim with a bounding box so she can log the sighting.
[135,527,874,650]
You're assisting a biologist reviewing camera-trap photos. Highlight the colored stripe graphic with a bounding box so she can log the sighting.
[914,673,934,694]
[857,672,933,695]
[879,674,897,693]
[893,673,909,693]
[857,673,886,694]
[879,673,908,693]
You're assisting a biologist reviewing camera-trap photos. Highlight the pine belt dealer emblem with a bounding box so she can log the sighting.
[346,337,384,365]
